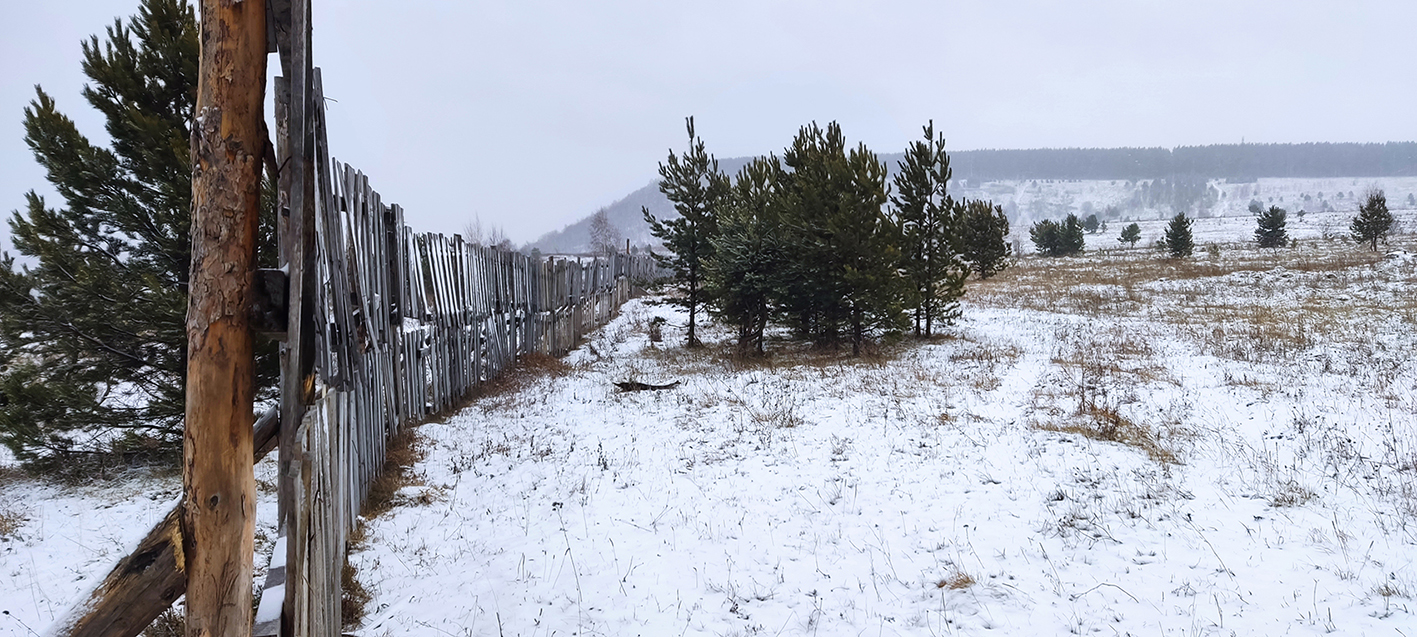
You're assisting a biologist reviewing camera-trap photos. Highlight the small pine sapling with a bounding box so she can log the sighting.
[1164,213,1193,258]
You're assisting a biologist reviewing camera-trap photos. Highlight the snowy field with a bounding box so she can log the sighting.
[968,176,1417,256]
[3,232,1417,636]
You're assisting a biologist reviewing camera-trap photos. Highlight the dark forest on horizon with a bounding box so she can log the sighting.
[942,142,1417,182]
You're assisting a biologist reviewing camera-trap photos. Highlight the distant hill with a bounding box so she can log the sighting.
[526,142,1417,254]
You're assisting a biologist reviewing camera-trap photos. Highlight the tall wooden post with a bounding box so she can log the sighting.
[184,0,266,635]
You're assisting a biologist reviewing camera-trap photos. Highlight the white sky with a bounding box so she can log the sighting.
[3,0,1416,246]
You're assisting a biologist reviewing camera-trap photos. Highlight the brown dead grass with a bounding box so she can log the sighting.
[140,609,185,637]
[1035,406,1180,465]
[0,506,23,540]
[968,240,1392,320]
[361,424,426,520]
[465,351,572,413]
[342,559,373,629]
[936,570,977,590]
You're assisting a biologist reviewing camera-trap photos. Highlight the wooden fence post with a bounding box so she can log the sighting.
[185,1,266,635]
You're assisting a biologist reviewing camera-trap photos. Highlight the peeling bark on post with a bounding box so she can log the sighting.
[184,1,266,636]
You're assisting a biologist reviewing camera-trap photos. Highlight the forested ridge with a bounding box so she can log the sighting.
[946,142,1417,182]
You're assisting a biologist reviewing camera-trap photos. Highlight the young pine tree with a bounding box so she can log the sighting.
[777,122,905,354]
[837,143,906,354]
[643,116,729,347]
[1164,213,1194,257]
[1118,222,1141,247]
[1029,219,1063,256]
[0,0,277,464]
[1032,215,1086,257]
[954,199,1011,279]
[1350,189,1393,251]
[1061,213,1087,255]
[1254,205,1288,248]
[706,157,784,357]
[891,121,966,336]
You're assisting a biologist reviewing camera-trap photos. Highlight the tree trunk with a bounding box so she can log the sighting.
[184,1,266,636]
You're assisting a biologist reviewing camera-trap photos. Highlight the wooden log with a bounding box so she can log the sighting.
[45,409,279,637]
[185,1,266,634]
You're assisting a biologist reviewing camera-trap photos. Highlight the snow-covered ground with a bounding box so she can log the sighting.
[3,232,1416,636]
[973,176,1417,256]
[0,457,281,636]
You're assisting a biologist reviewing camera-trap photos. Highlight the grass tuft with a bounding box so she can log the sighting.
[140,608,184,637]
[936,570,976,590]
[342,559,373,629]
[1035,406,1179,465]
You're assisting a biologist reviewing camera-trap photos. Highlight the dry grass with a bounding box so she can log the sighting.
[141,609,184,637]
[935,570,977,590]
[1035,406,1179,465]
[968,238,1401,324]
[342,559,373,629]
[361,424,427,520]
[0,506,23,540]
[469,351,572,412]
[1269,481,1318,508]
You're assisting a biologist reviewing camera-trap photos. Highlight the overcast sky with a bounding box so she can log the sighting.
[4,1,1416,246]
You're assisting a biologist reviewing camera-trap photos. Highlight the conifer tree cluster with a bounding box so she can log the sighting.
[1029,214,1086,257]
[0,0,277,464]
[649,119,1009,355]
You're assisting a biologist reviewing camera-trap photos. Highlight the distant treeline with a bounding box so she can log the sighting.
[949,142,1417,182]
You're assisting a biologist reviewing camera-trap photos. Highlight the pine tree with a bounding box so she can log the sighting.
[0,0,276,464]
[1350,189,1393,251]
[777,122,905,353]
[1083,213,1100,234]
[954,199,1011,279]
[891,121,965,336]
[1164,213,1194,257]
[1033,214,1086,257]
[1254,205,1288,248]
[1030,219,1063,256]
[707,157,784,356]
[837,142,906,353]
[1062,213,1087,255]
[643,116,728,347]
[1119,222,1141,247]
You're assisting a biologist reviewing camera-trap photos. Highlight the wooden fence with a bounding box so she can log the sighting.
[45,2,657,634]
[253,67,655,636]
